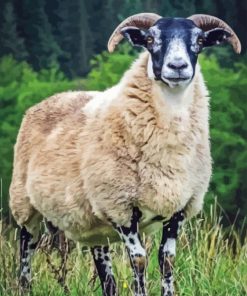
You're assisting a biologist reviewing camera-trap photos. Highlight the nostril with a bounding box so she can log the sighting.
[153,68,161,79]
[180,62,188,69]
[167,62,177,70]
[168,61,188,70]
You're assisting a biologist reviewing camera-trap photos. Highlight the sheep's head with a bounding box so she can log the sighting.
[108,13,241,88]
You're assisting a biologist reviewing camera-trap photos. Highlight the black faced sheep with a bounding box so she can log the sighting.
[9,13,241,296]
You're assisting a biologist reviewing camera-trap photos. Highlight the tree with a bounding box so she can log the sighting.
[0,2,28,61]
[73,0,93,76]
[200,55,247,229]
[120,0,144,17]
[235,0,247,52]
[19,0,61,70]
[87,0,118,53]
[54,0,93,77]
[85,44,136,90]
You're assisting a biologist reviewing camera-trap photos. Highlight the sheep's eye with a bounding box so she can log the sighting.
[147,36,154,45]
[197,37,204,46]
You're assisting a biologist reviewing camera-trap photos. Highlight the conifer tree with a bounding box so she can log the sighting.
[88,0,118,53]
[236,0,247,51]
[120,0,144,18]
[73,0,93,76]
[20,0,61,70]
[55,0,93,77]
[0,2,28,61]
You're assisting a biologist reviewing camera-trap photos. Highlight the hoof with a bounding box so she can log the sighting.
[19,275,31,292]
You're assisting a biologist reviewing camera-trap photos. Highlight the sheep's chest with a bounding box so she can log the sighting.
[136,116,205,217]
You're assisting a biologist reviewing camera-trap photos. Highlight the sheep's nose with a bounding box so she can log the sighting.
[167,60,188,70]
[153,68,162,80]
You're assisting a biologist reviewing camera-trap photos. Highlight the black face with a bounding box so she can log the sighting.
[121,17,231,87]
[147,18,201,80]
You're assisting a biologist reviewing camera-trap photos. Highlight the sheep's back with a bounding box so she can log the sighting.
[9,91,97,226]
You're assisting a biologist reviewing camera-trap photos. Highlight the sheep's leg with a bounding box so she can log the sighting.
[19,226,40,289]
[91,246,117,296]
[114,207,147,296]
[158,211,185,296]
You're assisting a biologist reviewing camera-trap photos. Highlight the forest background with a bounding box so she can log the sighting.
[0,0,247,234]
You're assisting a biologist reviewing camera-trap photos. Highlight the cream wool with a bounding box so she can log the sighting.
[10,51,211,245]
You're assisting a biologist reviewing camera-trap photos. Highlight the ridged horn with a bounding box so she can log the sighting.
[108,13,161,53]
[188,14,241,53]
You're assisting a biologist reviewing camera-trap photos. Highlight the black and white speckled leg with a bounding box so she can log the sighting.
[91,246,117,296]
[158,211,185,296]
[19,226,39,289]
[114,207,147,296]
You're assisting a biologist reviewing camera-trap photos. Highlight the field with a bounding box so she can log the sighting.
[0,206,246,296]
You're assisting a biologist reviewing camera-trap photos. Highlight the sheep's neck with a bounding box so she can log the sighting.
[121,52,195,146]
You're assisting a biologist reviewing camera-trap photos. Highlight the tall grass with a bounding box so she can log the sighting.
[0,205,246,296]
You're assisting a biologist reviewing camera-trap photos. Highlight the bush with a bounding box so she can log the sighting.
[199,55,247,229]
[85,44,137,90]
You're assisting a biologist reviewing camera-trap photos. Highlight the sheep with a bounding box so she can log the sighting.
[9,13,241,296]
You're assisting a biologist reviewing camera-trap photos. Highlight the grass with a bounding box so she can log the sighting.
[0,206,246,296]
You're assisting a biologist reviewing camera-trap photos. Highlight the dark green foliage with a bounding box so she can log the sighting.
[87,0,118,53]
[200,56,247,228]
[53,0,93,77]
[85,44,136,90]
[120,0,144,17]
[0,2,27,61]
[0,0,246,76]
[19,0,61,70]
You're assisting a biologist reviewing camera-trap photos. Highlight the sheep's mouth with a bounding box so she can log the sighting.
[159,75,191,87]
[164,76,191,82]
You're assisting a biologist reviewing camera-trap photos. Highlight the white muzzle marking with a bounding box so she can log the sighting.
[162,38,193,87]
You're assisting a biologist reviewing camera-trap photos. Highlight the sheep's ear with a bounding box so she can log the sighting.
[121,27,147,48]
[203,28,232,47]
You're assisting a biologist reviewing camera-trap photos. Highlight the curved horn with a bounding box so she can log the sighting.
[108,13,161,53]
[188,14,241,53]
